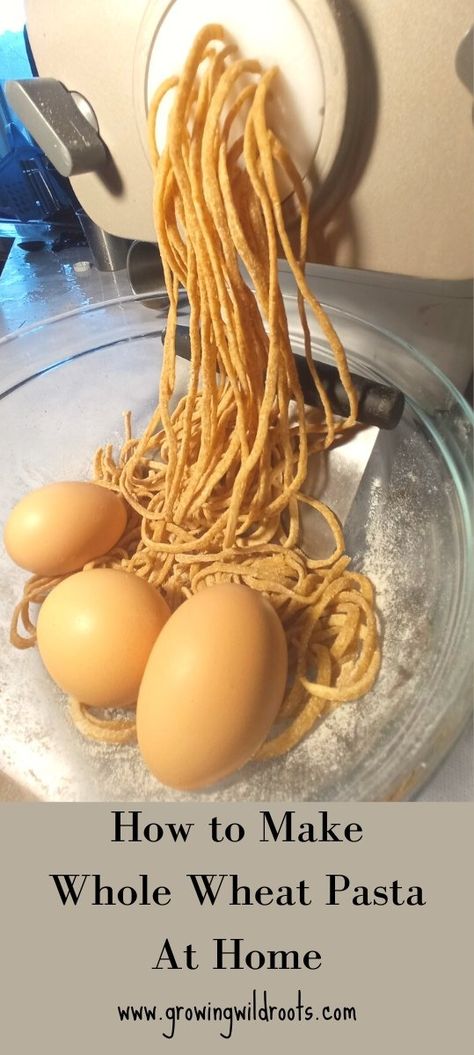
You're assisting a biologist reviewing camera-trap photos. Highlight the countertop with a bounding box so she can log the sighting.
[0,231,472,802]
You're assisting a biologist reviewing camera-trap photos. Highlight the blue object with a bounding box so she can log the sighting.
[0,85,75,222]
[0,24,78,224]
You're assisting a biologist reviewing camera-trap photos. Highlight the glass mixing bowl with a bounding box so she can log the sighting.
[0,291,472,801]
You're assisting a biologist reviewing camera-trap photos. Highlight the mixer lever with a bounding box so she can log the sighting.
[5,78,107,178]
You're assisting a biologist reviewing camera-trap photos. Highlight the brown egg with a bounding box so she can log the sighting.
[3,481,127,576]
[37,568,170,707]
[136,583,288,790]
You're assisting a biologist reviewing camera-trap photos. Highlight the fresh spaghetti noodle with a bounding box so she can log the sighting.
[11,24,380,755]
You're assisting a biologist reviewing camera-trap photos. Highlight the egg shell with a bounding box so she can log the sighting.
[36,568,170,708]
[3,481,128,576]
[136,583,288,790]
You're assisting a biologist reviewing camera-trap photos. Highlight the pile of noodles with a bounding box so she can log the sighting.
[12,24,380,755]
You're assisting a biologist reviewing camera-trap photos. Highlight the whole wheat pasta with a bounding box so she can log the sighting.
[11,24,380,760]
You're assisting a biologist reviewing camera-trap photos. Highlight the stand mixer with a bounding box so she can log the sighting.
[5,0,473,390]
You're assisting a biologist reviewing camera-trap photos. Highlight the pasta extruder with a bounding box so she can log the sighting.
[5,0,473,391]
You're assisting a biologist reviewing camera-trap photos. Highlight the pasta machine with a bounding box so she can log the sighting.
[5,0,473,390]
